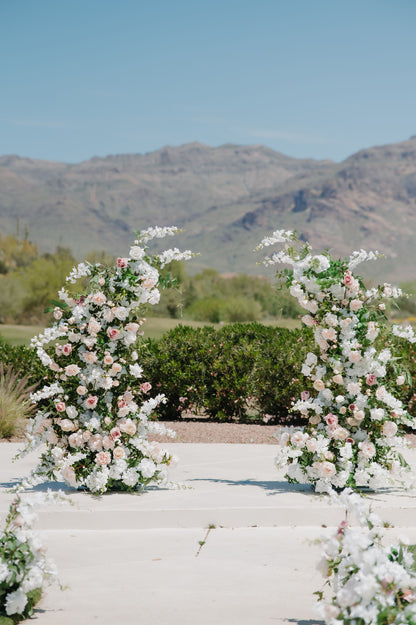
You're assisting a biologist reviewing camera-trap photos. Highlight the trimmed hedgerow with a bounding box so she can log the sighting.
[136,322,316,423]
[2,325,416,426]
[0,335,47,388]
[137,323,416,424]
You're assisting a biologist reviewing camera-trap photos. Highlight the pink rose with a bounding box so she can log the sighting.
[359,441,376,458]
[366,374,377,386]
[77,385,87,395]
[95,450,112,466]
[350,299,363,312]
[301,390,310,401]
[110,427,121,440]
[142,278,156,289]
[332,427,348,441]
[62,343,72,356]
[65,364,81,376]
[320,461,336,478]
[107,327,120,340]
[88,434,103,451]
[103,354,114,365]
[118,418,137,436]
[117,257,129,268]
[306,438,317,452]
[92,292,107,306]
[291,431,306,447]
[382,421,398,438]
[349,351,362,363]
[102,436,115,450]
[313,379,325,391]
[56,401,66,412]
[113,446,125,459]
[84,395,98,409]
[333,374,343,385]
[140,382,152,393]
[301,315,315,327]
[325,413,338,426]
[68,432,83,447]
[88,318,102,335]
[321,328,337,342]
[62,466,77,487]
[83,351,97,364]
[125,322,139,334]
[59,418,74,432]
[343,271,353,286]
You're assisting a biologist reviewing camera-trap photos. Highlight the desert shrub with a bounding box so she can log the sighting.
[136,325,217,420]
[0,364,38,439]
[201,322,265,421]
[251,326,315,424]
[138,323,315,423]
[137,322,416,425]
[0,336,47,388]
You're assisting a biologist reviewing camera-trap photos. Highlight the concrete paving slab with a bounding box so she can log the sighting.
[2,441,416,624]
[34,527,326,625]
[3,443,416,529]
[34,526,416,625]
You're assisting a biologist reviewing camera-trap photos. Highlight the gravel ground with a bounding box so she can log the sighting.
[149,420,280,444]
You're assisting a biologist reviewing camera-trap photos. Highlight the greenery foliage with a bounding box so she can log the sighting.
[136,322,314,423]
[0,232,303,325]
[152,262,302,322]
[1,323,416,428]
[0,364,38,439]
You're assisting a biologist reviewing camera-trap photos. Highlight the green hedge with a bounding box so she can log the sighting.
[0,334,47,388]
[2,324,416,426]
[137,323,416,424]
[136,323,316,423]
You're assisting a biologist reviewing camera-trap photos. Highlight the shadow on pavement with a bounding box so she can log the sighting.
[188,477,315,495]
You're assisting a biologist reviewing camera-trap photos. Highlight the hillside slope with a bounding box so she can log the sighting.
[1,138,416,281]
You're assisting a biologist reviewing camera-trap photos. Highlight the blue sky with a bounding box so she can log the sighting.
[1,0,416,163]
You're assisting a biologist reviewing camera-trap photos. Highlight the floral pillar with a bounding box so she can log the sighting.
[257,230,416,492]
[21,226,192,494]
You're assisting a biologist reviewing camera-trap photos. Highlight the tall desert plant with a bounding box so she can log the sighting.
[0,364,37,439]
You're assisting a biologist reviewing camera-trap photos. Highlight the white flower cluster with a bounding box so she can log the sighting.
[157,247,193,268]
[393,324,416,344]
[256,229,295,249]
[20,227,192,494]
[0,490,67,619]
[65,262,92,284]
[315,490,416,625]
[138,225,178,244]
[259,230,416,492]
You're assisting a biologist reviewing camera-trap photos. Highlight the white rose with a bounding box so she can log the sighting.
[382,421,398,437]
[129,246,145,260]
[129,364,143,378]
[66,405,78,419]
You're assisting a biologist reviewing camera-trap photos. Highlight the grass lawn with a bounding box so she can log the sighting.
[0,316,301,347]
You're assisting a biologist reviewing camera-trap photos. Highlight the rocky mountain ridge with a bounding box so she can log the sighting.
[1,138,416,281]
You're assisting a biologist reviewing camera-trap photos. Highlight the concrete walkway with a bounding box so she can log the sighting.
[2,442,416,625]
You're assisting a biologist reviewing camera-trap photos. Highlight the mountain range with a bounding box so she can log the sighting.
[1,137,416,282]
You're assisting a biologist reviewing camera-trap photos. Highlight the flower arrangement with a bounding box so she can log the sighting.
[257,230,416,492]
[19,226,192,494]
[315,490,416,625]
[0,491,64,623]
